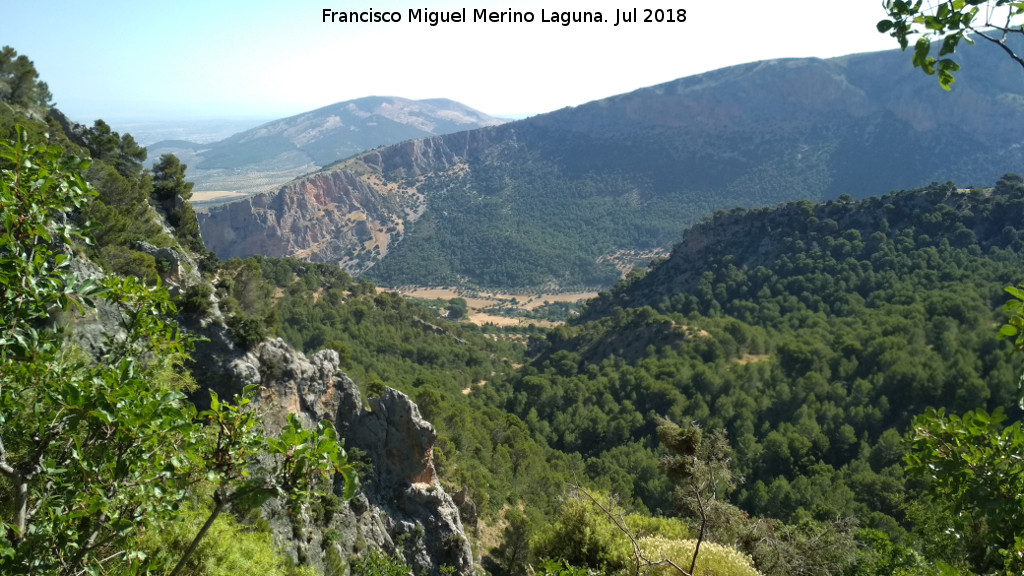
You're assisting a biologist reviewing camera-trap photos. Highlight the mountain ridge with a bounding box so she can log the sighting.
[148,96,507,196]
[198,42,1024,291]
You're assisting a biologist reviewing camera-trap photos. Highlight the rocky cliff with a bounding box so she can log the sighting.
[190,335,475,575]
[68,250,475,574]
[197,131,487,275]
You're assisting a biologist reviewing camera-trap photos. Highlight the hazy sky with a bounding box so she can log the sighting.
[4,1,898,122]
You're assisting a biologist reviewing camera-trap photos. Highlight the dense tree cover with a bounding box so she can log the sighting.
[10,42,1024,576]
[0,46,51,115]
[895,277,1024,573]
[212,177,1024,574]
[0,127,354,574]
[83,119,148,180]
[500,178,1024,574]
[336,38,1024,292]
[365,133,830,290]
[213,256,580,517]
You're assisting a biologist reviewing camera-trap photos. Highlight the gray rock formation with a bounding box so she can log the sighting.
[67,275,474,575]
[349,388,474,574]
[193,337,474,575]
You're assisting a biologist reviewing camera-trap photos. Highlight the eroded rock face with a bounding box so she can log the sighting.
[193,337,473,575]
[197,169,421,276]
[350,389,437,487]
[196,130,489,278]
[349,389,474,574]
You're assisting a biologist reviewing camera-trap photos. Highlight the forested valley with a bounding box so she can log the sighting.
[4,41,1024,576]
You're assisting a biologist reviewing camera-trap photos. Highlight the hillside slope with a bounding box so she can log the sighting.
[198,41,1024,291]
[498,174,1024,573]
[149,96,506,196]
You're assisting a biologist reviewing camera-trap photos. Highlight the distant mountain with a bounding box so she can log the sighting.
[198,42,1024,291]
[148,96,506,195]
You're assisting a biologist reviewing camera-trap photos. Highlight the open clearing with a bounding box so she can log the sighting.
[191,190,252,204]
[394,287,597,328]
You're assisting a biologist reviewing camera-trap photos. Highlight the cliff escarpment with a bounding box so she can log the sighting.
[190,337,474,575]
[68,248,477,575]
[198,167,418,274]
[197,127,505,275]
[148,96,507,197]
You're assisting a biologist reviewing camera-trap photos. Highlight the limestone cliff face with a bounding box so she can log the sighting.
[74,277,476,575]
[197,128,498,275]
[192,337,474,575]
[198,169,408,272]
[65,239,472,574]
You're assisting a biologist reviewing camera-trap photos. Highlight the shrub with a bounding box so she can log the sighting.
[534,493,757,576]
[100,245,160,284]
[350,548,411,576]
[140,497,303,576]
[639,536,762,576]
[227,313,268,349]
[178,283,214,316]
[531,495,633,573]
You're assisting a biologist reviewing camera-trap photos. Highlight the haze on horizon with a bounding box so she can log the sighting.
[4,0,897,124]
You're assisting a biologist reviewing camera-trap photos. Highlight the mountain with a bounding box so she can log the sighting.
[148,96,507,196]
[196,42,1024,291]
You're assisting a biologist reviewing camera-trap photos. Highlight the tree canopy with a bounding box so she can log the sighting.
[0,127,355,574]
[878,0,1024,88]
[0,46,51,114]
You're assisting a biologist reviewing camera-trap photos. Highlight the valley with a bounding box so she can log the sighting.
[5,28,1024,576]
[198,42,1024,293]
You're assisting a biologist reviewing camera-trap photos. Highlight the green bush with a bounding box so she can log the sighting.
[99,245,160,284]
[531,495,634,573]
[533,493,756,576]
[227,313,268,349]
[350,548,411,576]
[140,497,314,576]
[179,283,214,316]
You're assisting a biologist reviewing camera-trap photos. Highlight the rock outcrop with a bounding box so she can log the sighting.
[71,287,473,574]
[347,388,474,573]
[192,337,474,575]
[198,168,420,275]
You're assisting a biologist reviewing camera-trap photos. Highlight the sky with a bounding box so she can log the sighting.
[3,1,898,123]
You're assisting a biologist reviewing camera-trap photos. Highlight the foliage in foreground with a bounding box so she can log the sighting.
[897,282,1024,574]
[878,0,1024,89]
[532,492,761,576]
[141,496,316,576]
[0,127,355,575]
